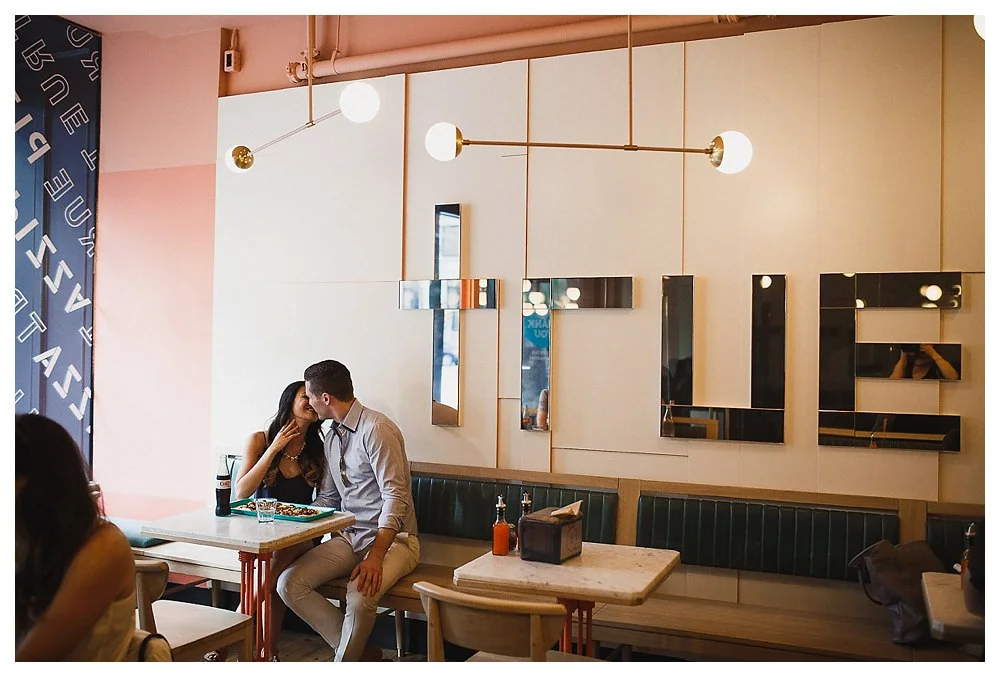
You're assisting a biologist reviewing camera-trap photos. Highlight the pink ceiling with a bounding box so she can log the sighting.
[62,15,290,39]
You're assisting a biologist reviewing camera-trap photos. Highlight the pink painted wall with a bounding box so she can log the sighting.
[93,29,221,518]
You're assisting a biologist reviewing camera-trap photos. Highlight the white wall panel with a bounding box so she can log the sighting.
[939,273,985,503]
[817,16,942,273]
[215,76,405,285]
[941,16,985,272]
[527,45,685,459]
[406,61,528,404]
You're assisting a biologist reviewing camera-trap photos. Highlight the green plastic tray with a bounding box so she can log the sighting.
[229,497,338,522]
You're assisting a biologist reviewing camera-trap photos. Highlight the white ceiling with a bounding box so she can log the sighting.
[62,15,288,39]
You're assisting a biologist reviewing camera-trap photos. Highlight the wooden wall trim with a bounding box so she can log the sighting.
[926,501,985,518]
[898,499,928,543]
[638,479,899,511]
[616,478,640,547]
[410,461,618,490]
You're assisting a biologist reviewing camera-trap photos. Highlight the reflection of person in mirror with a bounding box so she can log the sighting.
[536,388,549,430]
[890,344,958,380]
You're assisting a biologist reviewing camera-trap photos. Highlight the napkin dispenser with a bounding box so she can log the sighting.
[518,506,584,564]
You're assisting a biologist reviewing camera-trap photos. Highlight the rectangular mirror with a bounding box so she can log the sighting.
[661,405,784,443]
[856,343,961,380]
[820,273,857,309]
[750,274,786,409]
[855,272,962,309]
[819,411,960,452]
[818,309,856,411]
[398,279,497,310]
[549,277,633,309]
[431,204,461,426]
[520,277,551,431]
[661,275,694,408]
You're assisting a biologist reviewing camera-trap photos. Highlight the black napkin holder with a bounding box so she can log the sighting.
[518,506,584,564]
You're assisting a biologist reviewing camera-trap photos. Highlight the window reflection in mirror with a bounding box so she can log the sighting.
[432,204,461,426]
[521,278,550,431]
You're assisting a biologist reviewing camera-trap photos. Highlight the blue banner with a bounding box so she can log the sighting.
[14,15,101,469]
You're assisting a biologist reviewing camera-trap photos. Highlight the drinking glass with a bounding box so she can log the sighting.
[256,497,277,523]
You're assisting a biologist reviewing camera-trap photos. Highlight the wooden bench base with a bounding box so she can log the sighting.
[591,596,975,661]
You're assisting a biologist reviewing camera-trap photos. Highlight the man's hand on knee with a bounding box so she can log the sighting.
[350,552,384,597]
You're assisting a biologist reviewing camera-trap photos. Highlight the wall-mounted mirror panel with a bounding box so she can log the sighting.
[818,309,856,411]
[750,274,786,409]
[855,272,962,309]
[661,405,784,443]
[661,275,786,443]
[819,411,960,452]
[661,275,694,407]
[398,279,498,310]
[856,343,962,380]
[431,203,462,426]
[521,277,551,431]
[820,273,858,309]
[549,277,633,309]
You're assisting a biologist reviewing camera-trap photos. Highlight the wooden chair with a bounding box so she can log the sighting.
[135,558,253,661]
[413,581,568,661]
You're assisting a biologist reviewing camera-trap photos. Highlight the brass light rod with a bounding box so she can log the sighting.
[462,138,712,155]
[252,109,343,154]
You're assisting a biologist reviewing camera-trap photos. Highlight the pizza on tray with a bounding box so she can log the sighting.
[244,501,320,517]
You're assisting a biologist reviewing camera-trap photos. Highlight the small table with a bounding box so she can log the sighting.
[921,572,984,644]
[142,506,355,661]
[453,542,680,656]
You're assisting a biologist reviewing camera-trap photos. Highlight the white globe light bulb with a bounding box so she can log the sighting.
[566,286,581,301]
[716,131,753,174]
[425,122,463,162]
[925,284,943,302]
[974,15,985,40]
[339,82,380,123]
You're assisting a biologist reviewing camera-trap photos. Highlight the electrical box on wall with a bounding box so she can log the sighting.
[224,49,242,73]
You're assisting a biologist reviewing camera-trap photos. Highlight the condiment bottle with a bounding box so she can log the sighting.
[492,495,510,556]
[516,491,533,552]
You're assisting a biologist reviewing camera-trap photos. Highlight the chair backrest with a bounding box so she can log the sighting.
[124,629,173,661]
[412,581,566,661]
[134,559,169,633]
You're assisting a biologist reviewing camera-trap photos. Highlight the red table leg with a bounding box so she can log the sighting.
[258,553,273,661]
[557,598,595,656]
[239,551,276,661]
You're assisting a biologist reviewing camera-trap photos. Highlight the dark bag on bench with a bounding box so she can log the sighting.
[849,539,948,644]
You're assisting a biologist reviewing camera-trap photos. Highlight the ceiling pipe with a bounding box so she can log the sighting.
[287,15,730,83]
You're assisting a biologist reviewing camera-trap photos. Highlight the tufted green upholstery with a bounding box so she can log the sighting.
[411,474,617,544]
[636,495,898,581]
[926,515,983,569]
[108,516,166,548]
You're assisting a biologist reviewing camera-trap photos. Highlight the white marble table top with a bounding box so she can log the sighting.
[453,542,680,605]
[921,572,984,643]
[141,506,355,554]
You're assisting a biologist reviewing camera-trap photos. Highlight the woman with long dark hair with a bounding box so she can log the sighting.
[233,380,325,660]
[15,414,136,661]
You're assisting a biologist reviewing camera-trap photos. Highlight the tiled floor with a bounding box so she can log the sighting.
[218,632,424,662]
